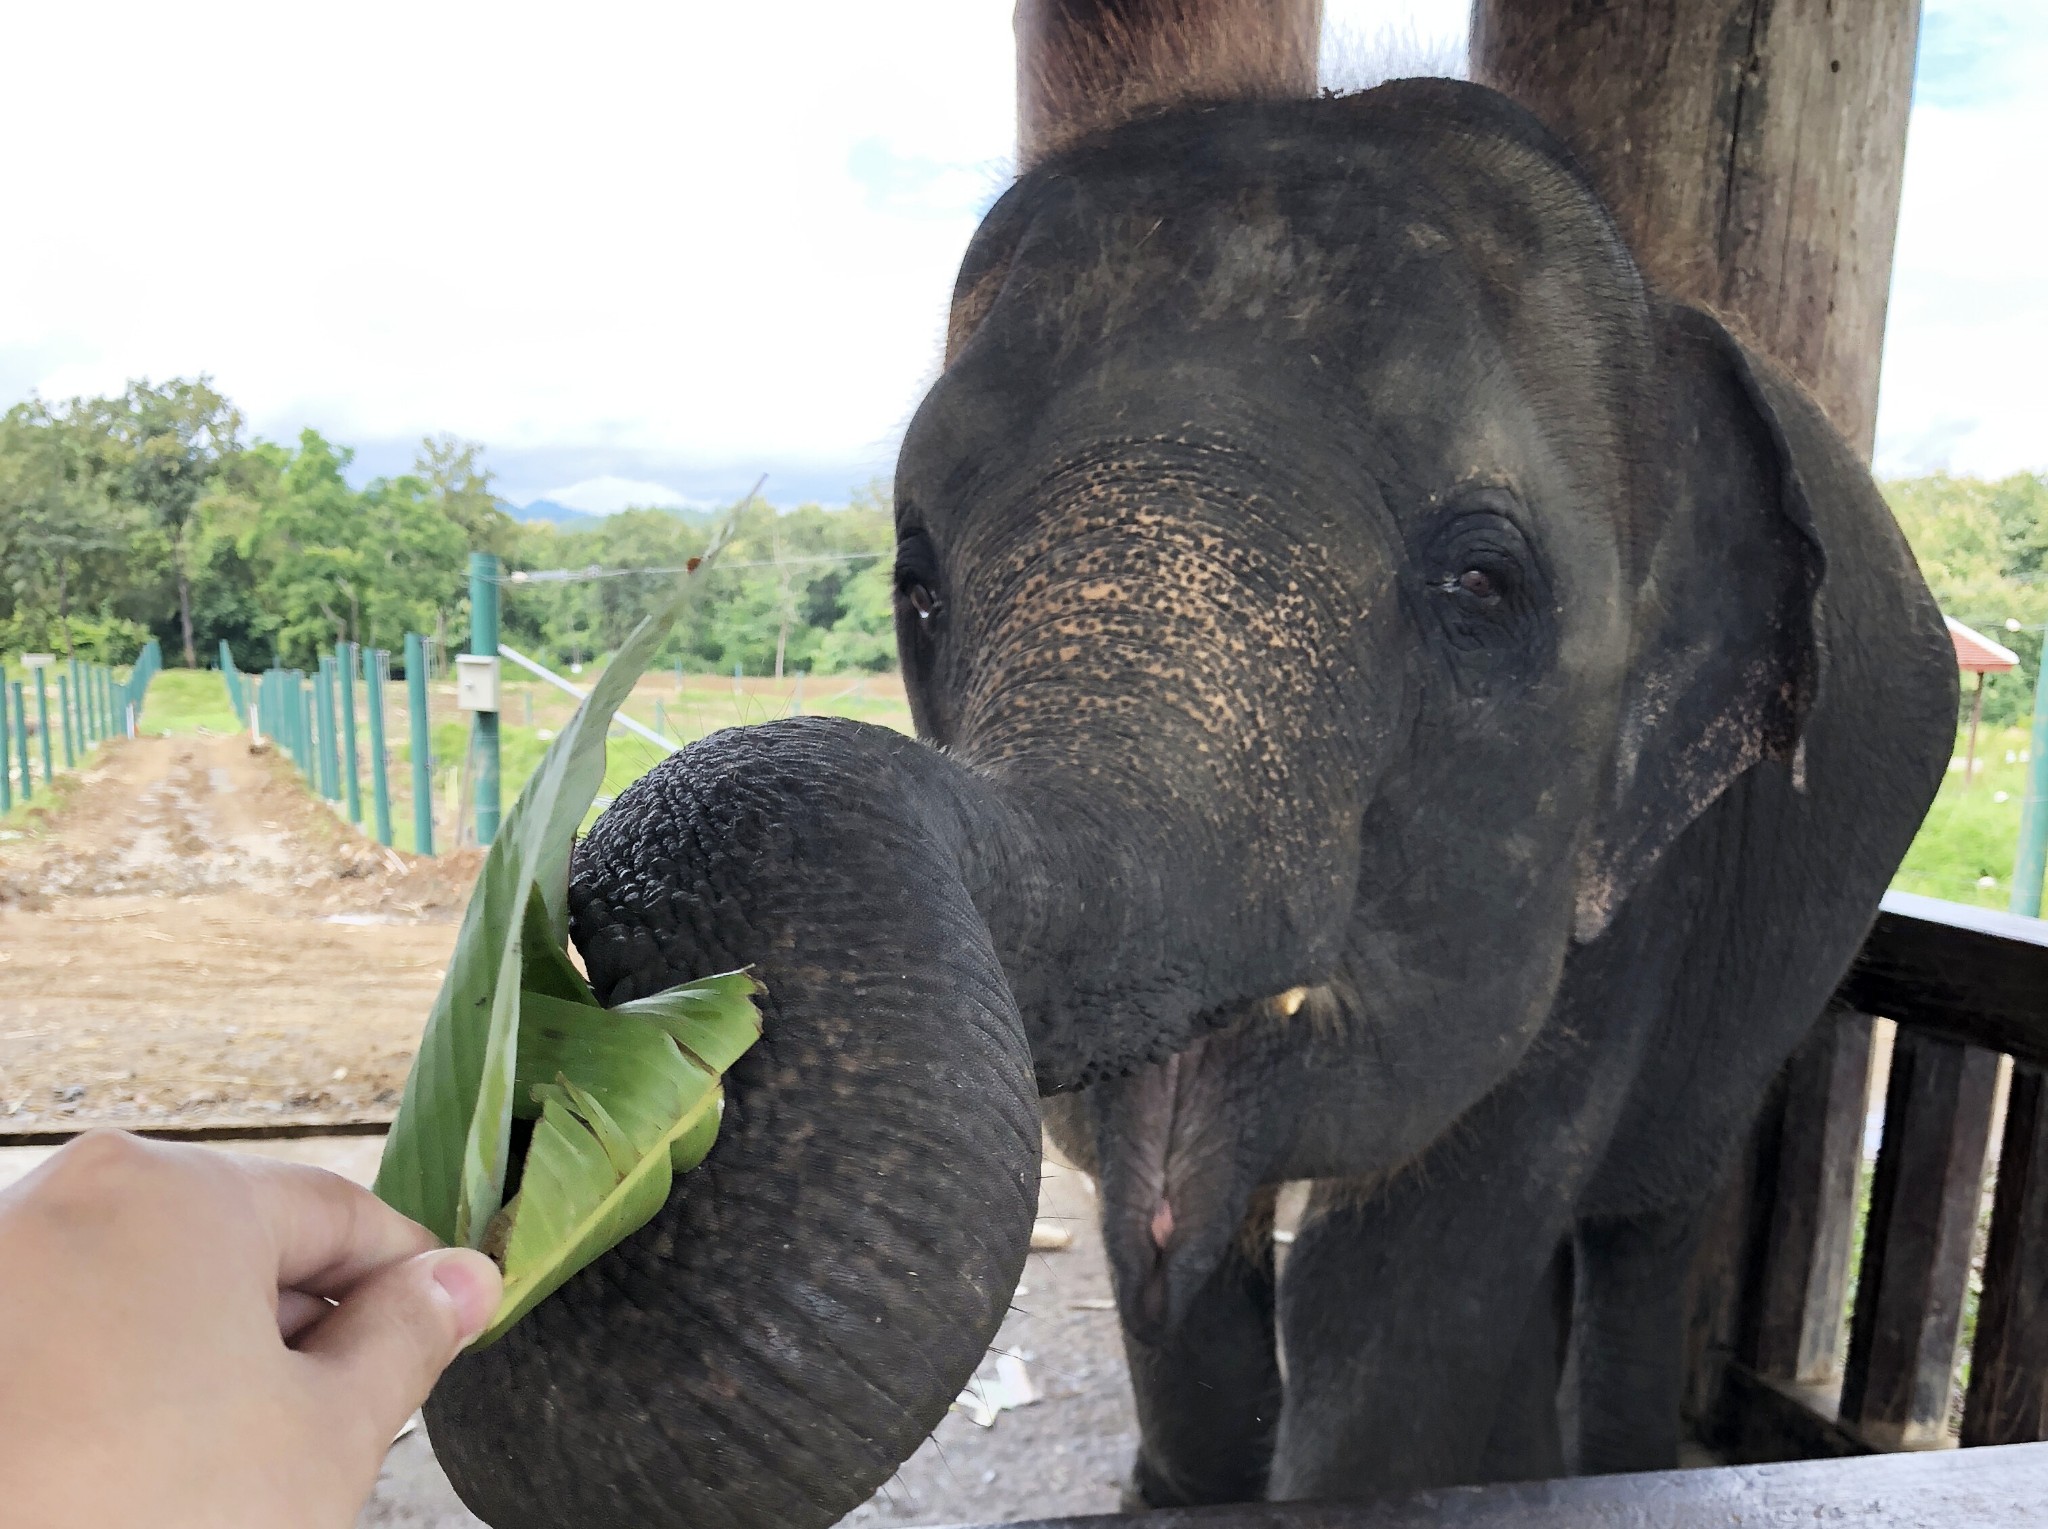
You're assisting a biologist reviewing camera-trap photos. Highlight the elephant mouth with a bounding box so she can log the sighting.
[1104,1034,1255,1345]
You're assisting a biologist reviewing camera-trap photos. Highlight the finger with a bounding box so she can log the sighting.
[278,1288,336,1341]
[224,1153,441,1296]
[295,1248,501,1440]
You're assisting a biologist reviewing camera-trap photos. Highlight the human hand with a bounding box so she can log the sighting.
[0,1130,502,1529]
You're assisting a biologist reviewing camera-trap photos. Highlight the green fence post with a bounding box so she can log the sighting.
[405,634,435,856]
[76,658,91,745]
[34,667,53,783]
[469,552,501,847]
[57,675,75,769]
[11,682,27,799]
[318,657,342,800]
[2011,657,2048,917]
[339,642,362,823]
[0,665,10,813]
[304,673,318,785]
[365,647,393,847]
[95,666,108,740]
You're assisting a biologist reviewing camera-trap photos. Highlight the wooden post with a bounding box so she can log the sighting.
[1962,1061,2048,1446]
[1747,1010,1877,1386]
[1471,0,1920,460]
[1015,0,1322,169]
[1965,672,1987,789]
[1839,1030,1999,1449]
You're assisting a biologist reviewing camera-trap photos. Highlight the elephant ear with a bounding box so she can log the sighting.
[1573,302,1829,942]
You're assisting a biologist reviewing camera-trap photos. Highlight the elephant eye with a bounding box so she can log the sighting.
[1448,568,1498,603]
[894,529,945,624]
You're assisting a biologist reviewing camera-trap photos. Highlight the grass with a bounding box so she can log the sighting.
[137,667,245,736]
[1892,726,2036,910]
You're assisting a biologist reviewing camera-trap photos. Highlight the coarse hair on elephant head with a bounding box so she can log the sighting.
[421,77,1898,1529]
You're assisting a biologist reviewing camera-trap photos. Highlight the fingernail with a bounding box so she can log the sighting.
[428,1249,503,1344]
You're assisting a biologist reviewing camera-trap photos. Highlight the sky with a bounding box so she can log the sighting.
[0,1,2036,511]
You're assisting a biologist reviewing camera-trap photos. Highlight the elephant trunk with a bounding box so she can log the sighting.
[424,716,1327,1527]
[427,721,1039,1529]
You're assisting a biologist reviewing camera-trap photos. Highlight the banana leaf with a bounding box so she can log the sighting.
[474,967,762,1346]
[375,514,762,1342]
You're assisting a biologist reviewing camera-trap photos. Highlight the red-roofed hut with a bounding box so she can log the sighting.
[1948,616,2021,784]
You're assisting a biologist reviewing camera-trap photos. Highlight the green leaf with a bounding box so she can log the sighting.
[471,987,758,1347]
[374,515,737,1248]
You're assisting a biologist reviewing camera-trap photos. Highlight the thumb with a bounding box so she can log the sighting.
[297,1247,502,1441]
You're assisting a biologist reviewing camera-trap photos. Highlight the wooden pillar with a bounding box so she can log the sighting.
[1747,1011,1878,1387]
[1015,0,1322,169]
[1471,0,1920,461]
[1839,1031,1999,1449]
[1962,1061,2048,1446]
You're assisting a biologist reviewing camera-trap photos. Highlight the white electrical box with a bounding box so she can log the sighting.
[21,653,54,670]
[455,655,501,713]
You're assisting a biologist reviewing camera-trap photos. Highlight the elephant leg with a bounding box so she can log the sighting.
[1269,1161,1580,1499]
[1571,1202,1702,1474]
[1475,1237,1573,1483]
[1121,1189,1281,1508]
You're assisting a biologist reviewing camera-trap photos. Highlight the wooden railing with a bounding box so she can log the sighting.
[1695,890,2048,1459]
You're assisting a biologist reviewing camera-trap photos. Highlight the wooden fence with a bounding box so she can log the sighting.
[1692,890,2047,1459]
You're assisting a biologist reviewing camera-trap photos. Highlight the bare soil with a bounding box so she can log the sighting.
[0,733,479,1132]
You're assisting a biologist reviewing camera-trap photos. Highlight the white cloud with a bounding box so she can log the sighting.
[538,476,690,515]
[1874,27,2048,479]
[0,0,2037,492]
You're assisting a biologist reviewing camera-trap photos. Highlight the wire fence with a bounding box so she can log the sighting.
[1,640,162,813]
[220,630,911,857]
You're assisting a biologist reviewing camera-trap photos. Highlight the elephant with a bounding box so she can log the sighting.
[423,77,1956,1527]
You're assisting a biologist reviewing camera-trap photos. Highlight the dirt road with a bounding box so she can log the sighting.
[0,733,478,1132]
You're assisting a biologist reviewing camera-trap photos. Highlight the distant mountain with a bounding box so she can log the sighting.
[499,497,603,526]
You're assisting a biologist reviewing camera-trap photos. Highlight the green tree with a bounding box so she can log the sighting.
[0,402,141,658]
[85,379,243,667]
[1887,471,2048,727]
[417,434,517,558]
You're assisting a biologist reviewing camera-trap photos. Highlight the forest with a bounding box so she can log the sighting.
[2,375,2046,716]
[0,379,894,678]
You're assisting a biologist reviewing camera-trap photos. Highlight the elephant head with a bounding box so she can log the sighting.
[426,79,1839,1527]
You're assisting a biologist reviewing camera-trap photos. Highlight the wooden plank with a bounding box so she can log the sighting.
[1471,0,1918,459]
[941,1442,2048,1528]
[1838,892,2048,1069]
[1748,1010,1876,1384]
[1013,0,1321,168]
[1709,1361,1871,1466]
[0,1117,392,1147]
[1840,1029,2000,1448]
[1964,1061,2048,1446]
